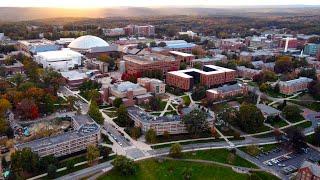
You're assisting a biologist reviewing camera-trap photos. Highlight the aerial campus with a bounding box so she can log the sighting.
[0,1,320,180]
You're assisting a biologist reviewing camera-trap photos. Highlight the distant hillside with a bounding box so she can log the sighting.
[0,6,320,22]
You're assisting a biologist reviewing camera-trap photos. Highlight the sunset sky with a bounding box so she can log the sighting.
[0,0,320,8]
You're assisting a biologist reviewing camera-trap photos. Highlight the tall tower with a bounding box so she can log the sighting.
[284,37,289,53]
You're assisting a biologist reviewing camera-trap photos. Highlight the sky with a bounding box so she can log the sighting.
[0,0,320,8]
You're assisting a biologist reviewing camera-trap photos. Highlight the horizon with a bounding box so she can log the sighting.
[1,0,320,9]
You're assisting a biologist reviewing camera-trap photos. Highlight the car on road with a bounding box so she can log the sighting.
[278,164,286,167]
[119,142,123,146]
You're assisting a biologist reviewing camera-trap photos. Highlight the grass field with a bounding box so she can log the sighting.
[98,159,278,180]
[181,95,191,106]
[293,121,312,129]
[269,120,288,128]
[182,149,258,168]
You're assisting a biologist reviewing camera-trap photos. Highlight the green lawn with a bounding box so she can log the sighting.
[293,121,312,129]
[98,159,278,180]
[103,110,118,118]
[269,120,288,128]
[181,95,191,106]
[151,138,222,149]
[182,149,257,168]
[239,144,279,157]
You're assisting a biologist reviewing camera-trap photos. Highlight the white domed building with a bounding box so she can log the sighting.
[68,35,109,52]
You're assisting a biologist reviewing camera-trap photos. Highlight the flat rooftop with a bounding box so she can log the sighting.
[123,53,175,65]
[279,77,313,86]
[169,51,194,57]
[168,65,235,78]
[61,70,88,81]
[36,48,82,61]
[207,83,245,94]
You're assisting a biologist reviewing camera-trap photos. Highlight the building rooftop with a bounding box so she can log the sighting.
[168,65,235,78]
[36,48,82,61]
[256,104,280,116]
[300,161,320,177]
[237,66,262,73]
[15,115,100,150]
[169,51,194,57]
[207,83,246,94]
[279,77,313,86]
[61,70,88,81]
[112,81,143,92]
[123,53,175,65]
[159,40,196,49]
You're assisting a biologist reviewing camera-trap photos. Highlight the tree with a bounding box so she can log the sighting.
[169,143,182,158]
[149,41,157,47]
[246,145,260,156]
[299,68,316,79]
[88,101,104,124]
[0,98,11,117]
[47,164,57,179]
[191,86,206,101]
[182,109,209,137]
[86,144,100,166]
[10,148,40,175]
[99,146,111,158]
[145,128,157,143]
[227,152,235,164]
[115,105,131,127]
[312,126,320,147]
[163,131,170,139]
[274,56,293,73]
[259,83,269,92]
[16,98,39,120]
[130,127,141,140]
[111,155,136,176]
[284,127,306,152]
[149,96,161,111]
[137,42,147,49]
[282,105,302,123]
[191,47,206,58]
[237,103,264,133]
[113,97,123,108]
[193,62,202,69]
[180,62,187,70]
[309,80,320,100]
[66,160,75,170]
[12,73,24,88]
[38,155,57,172]
[158,42,167,47]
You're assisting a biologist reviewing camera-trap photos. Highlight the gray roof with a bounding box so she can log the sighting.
[256,104,280,116]
[279,77,313,86]
[15,115,100,150]
[300,161,320,177]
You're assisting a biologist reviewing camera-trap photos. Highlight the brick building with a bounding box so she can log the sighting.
[166,65,236,91]
[137,78,166,94]
[169,51,195,64]
[123,25,155,36]
[278,77,313,95]
[296,161,320,180]
[237,66,262,79]
[127,107,214,135]
[206,83,248,101]
[123,53,179,75]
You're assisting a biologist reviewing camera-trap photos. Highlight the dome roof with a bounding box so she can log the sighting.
[68,35,109,50]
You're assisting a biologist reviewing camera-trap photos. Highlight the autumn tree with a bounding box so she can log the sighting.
[86,144,100,166]
[0,98,11,117]
[16,98,39,120]
[275,56,293,73]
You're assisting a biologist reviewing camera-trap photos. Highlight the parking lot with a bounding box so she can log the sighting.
[252,146,320,178]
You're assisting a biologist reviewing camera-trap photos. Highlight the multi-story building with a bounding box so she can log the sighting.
[105,81,152,107]
[34,48,82,71]
[166,65,236,91]
[137,78,166,94]
[85,59,109,73]
[103,28,125,37]
[15,115,101,157]
[158,40,197,53]
[206,83,248,101]
[123,53,179,75]
[304,43,320,56]
[190,55,227,68]
[61,70,89,90]
[296,161,320,180]
[1,61,24,76]
[123,25,155,36]
[237,66,261,79]
[169,51,195,64]
[219,38,246,51]
[17,39,60,55]
[279,38,298,49]
[278,77,313,95]
[127,107,214,135]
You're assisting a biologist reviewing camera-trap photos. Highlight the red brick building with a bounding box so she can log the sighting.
[296,161,320,180]
[166,65,236,91]
[123,53,179,75]
[206,83,248,101]
[169,51,195,64]
[279,38,298,49]
[278,77,313,95]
